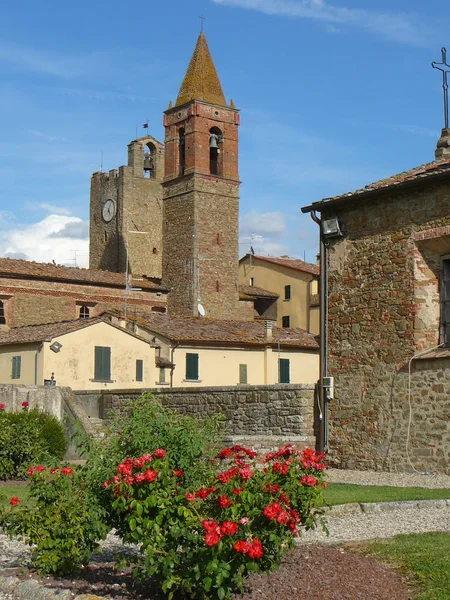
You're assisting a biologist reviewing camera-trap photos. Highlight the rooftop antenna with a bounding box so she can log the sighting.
[199,15,206,32]
[100,151,103,173]
[432,47,450,129]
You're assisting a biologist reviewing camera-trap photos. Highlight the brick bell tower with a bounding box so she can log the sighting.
[162,32,241,320]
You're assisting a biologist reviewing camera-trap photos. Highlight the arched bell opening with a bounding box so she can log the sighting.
[143,142,157,179]
[178,128,186,176]
[209,127,223,176]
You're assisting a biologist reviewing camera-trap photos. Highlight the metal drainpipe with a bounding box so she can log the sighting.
[170,342,179,388]
[310,210,327,453]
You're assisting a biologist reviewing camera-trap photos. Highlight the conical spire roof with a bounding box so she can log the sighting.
[175,32,227,108]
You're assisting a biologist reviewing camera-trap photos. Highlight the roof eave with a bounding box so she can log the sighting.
[301,168,450,214]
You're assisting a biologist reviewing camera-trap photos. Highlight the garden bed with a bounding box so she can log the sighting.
[0,544,412,600]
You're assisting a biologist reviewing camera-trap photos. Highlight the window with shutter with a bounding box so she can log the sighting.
[279,358,290,384]
[94,346,111,381]
[239,364,248,384]
[441,259,450,345]
[185,353,199,380]
[11,356,21,380]
[159,368,166,383]
[0,301,6,325]
[282,316,290,328]
[284,285,291,300]
[136,359,143,382]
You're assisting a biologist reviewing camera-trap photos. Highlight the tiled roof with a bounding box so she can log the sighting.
[0,257,167,292]
[125,312,319,349]
[240,254,319,276]
[239,285,279,299]
[0,318,106,345]
[175,32,227,108]
[306,159,450,209]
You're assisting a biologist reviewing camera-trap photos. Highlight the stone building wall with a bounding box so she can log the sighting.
[89,136,164,278]
[323,178,450,474]
[0,276,166,328]
[76,384,316,450]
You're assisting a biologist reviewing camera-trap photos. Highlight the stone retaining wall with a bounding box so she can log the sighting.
[76,384,316,450]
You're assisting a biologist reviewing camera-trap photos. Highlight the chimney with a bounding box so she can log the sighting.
[264,320,273,341]
[435,128,450,160]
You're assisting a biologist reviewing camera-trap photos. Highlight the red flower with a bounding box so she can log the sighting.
[202,520,219,532]
[50,467,59,474]
[263,502,282,520]
[272,462,289,475]
[153,448,166,459]
[173,468,184,477]
[216,467,239,484]
[265,483,280,493]
[301,475,318,487]
[218,495,232,508]
[233,487,243,495]
[276,510,289,524]
[185,493,196,501]
[118,463,133,476]
[220,521,238,536]
[141,453,153,463]
[144,469,158,482]
[216,448,233,459]
[239,466,253,480]
[61,467,74,475]
[27,467,35,476]
[248,538,264,559]
[233,540,251,554]
[9,496,19,506]
[35,465,46,472]
[239,517,249,525]
[134,473,145,483]
[205,531,221,546]
[0,403,5,410]
[22,401,29,408]
[195,487,215,499]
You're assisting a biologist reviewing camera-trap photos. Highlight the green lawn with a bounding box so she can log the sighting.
[0,483,29,508]
[363,532,450,600]
[323,483,450,506]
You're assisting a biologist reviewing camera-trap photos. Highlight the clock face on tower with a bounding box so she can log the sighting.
[102,199,116,223]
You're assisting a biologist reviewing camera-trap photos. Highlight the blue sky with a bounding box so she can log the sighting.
[0,0,448,268]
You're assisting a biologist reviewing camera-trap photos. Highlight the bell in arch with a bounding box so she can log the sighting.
[209,133,219,149]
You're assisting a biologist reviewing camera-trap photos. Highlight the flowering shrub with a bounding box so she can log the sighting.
[106,444,327,599]
[0,464,109,575]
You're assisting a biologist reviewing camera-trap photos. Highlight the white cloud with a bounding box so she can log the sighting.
[210,0,433,46]
[0,215,89,268]
[240,210,286,235]
[35,203,73,216]
[29,130,68,143]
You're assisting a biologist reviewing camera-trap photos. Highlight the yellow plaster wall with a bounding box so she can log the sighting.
[0,343,39,385]
[41,322,156,390]
[239,258,319,334]
[172,345,318,387]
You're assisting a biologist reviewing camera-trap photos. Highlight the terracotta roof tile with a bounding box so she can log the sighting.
[175,32,227,108]
[239,284,279,299]
[240,254,319,276]
[310,159,450,207]
[0,318,106,345]
[0,257,167,292]
[126,312,319,349]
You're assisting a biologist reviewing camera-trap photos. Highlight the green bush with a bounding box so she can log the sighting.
[78,393,225,504]
[0,408,67,480]
[1,465,109,575]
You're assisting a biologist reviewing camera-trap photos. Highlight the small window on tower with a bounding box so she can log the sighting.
[216,280,220,292]
[79,305,90,319]
[0,301,6,325]
[179,128,186,176]
[153,247,158,255]
[209,127,222,176]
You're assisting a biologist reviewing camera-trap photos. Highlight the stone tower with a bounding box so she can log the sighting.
[89,135,164,278]
[162,33,242,319]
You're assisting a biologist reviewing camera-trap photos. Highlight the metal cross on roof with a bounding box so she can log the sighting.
[432,47,450,129]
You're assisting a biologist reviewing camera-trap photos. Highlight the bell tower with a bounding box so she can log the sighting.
[162,32,242,320]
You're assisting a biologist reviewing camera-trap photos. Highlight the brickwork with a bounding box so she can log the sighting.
[323,178,450,474]
[0,276,166,328]
[76,384,316,450]
[162,98,243,320]
[89,136,164,277]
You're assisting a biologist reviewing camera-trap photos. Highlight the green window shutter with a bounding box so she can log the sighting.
[159,368,166,383]
[136,359,143,382]
[186,353,199,380]
[279,358,290,384]
[239,364,248,384]
[12,356,21,380]
[94,346,111,381]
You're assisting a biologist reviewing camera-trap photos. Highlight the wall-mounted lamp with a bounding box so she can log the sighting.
[322,216,342,238]
[50,342,62,353]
